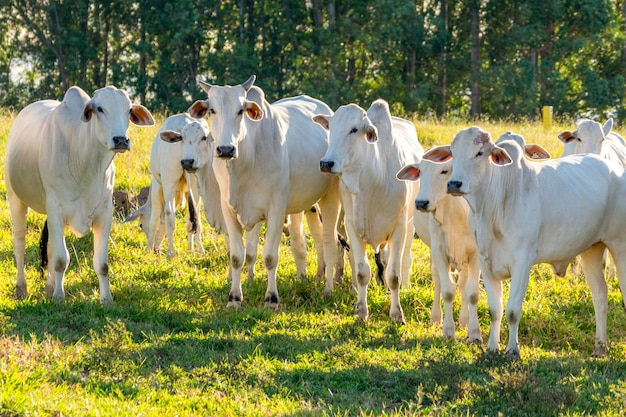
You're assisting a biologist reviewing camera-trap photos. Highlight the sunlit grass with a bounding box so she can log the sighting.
[0,111,625,416]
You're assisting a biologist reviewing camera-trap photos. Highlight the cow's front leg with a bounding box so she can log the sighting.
[262,214,285,311]
[93,212,114,304]
[504,258,533,359]
[225,218,246,309]
[579,244,609,357]
[387,226,409,324]
[46,213,69,302]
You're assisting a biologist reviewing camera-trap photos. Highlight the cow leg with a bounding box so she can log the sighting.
[224,212,246,308]
[387,226,409,324]
[46,213,69,302]
[464,256,483,343]
[162,179,180,260]
[482,268,503,353]
[504,260,533,359]
[187,173,205,255]
[245,223,262,283]
[429,223,456,338]
[92,212,113,304]
[400,218,414,289]
[262,214,285,311]
[288,211,307,280]
[579,244,609,357]
[8,192,29,299]
[147,180,165,254]
[317,181,341,297]
[430,257,442,326]
[304,206,326,281]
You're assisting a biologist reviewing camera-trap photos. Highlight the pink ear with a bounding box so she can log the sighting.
[82,101,95,122]
[490,146,513,166]
[130,104,155,126]
[524,144,551,160]
[245,101,263,120]
[423,145,452,163]
[313,115,330,130]
[396,164,421,181]
[188,100,209,118]
[365,125,378,143]
[160,130,183,143]
[557,131,576,144]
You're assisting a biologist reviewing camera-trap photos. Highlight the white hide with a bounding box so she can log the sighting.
[397,156,481,342]
[5,86,154,303]
[315,99,423,324]
[437,127,626,358]
[187,76,341,309]
[124,113,209,259]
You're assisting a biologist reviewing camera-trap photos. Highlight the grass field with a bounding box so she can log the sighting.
[1,108,625,416]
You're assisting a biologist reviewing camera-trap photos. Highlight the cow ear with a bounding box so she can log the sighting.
[557,131,576,144]
[188,100,209,118]
[365,125,378,143]
[199,80,212,94]
[490,146,513,166]
[313,115,330,130]
[242,75,256,91]
[82,101,95,122]
[130,104,155,126]
[245,101,263,121]
[396,164,421,181]
[603,118,613,137]
[423,145,452,163]
[524,144,551,160]
[123,206,145,223]
[160,130,183,143]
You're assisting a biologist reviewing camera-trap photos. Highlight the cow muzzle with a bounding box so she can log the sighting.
[181,159,197,172]
[216,145,237,160]
[415,200,430,212]
[447,180,465,196]
[112,136,130,152]
[319,160,335,173]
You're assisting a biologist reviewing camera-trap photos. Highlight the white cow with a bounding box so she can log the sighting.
[558,118,626,166]
[124,113,208,259]
[430,127,626,358]
[559,118,626,277]
[397,154,482,342]
[314,99,423,324]
[5,86,155,303]
[187,76,341,309]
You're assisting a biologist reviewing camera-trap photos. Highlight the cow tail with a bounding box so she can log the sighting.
[187,192,198,234]
[39,220,49,278]
[374,250,386,287]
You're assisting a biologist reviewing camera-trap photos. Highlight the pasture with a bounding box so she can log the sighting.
[0,109,625,416]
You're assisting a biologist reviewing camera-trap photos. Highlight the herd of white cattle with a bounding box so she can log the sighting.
[5,76,626,359]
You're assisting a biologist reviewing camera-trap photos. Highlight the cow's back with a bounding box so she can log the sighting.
[5,100,59,213]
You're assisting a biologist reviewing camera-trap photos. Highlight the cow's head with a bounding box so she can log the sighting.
[315,103,377,176]
[558,118,612,157]
[81,86,154,153]
[159,115,211,173]
[187,75,263,161]
[397,148,453,212]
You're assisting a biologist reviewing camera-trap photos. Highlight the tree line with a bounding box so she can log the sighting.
[1,0,625,120]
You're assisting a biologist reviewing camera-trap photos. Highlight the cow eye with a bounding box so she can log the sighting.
[201,135,207,141]
[576,138,582,142]
[476,151,483,157]
[97,106,104,113]
[238,109,244,116]
[209,108,216,115]
[441,170,448,175]
[349,127,358,134]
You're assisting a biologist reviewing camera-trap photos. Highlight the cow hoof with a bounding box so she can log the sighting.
[443,324,456,339]
[323,288,332,299]
[264,293,280,311]
[227,294,242,309]
[15,285,28,300]
[52,293,65,303]
[390,307,406,325]
[100,296,114,306]
[505,348,521,361]
[166,251,178,260]
[355,302,369,321]
[592,343,608,358]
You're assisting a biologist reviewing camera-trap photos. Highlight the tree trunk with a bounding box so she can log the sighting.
[470,0,480,119]
[438,0,448,117]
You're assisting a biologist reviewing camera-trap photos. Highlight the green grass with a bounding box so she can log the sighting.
[1,112,625,416]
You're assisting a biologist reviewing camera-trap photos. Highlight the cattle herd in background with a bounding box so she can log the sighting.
[4,76,626,360]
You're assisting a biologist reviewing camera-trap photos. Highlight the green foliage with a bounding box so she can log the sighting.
[1,0,625,120]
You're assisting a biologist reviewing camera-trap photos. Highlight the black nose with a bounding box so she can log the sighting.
[447,180,463,194]
[181,159,196,171]
[112,136,130,150]
[320,160,335,172]
[216,145,237,159]
[415,200,429,211]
